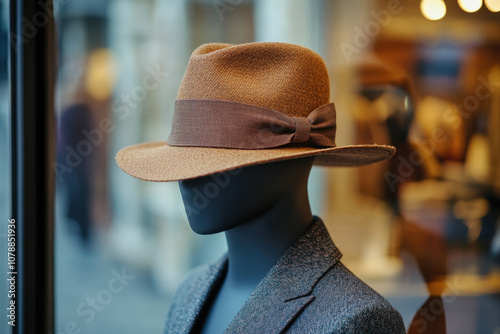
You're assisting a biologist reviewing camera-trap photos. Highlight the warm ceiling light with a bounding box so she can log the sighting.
[421,0,447,20]
[485,0,500,11]
[458,0,483,12]
[85,49,117,101]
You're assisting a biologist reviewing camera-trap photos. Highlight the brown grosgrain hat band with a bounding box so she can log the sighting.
[168,99,337,149]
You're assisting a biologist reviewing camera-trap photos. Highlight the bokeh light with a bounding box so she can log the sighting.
[485,0,500,11]
[421,0,447,20]
[458,0,483,12]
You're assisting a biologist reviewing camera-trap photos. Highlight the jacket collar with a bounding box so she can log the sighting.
[179,216,342,333]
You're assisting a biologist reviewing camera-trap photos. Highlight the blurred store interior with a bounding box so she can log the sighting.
[1,0,499,333]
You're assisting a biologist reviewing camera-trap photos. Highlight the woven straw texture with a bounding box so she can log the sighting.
[116,42,395,182]
[177,42,330,117]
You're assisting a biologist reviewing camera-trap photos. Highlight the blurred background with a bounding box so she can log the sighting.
[1,0,500,333]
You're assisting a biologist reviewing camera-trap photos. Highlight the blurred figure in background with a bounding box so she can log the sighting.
[353,56,448,333]
[57,49,116,248]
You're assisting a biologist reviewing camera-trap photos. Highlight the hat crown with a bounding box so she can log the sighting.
[177,42,330,118]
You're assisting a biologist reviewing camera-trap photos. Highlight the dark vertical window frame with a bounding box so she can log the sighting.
[10,0,56,333]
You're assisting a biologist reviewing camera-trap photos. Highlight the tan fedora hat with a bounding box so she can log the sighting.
[116,42,395,182]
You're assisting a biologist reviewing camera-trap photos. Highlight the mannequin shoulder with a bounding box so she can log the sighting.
[163,263,214,331]
[292,262,405,334]
[169,262,213,303]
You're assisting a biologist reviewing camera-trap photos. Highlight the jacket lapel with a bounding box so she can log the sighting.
[224,217,342,333]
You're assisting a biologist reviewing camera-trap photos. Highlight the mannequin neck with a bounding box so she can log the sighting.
[223,184,313,289]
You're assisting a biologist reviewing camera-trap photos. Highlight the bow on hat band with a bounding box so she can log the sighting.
[167,99,337,149]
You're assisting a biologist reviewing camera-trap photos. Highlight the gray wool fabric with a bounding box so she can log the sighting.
[163,217,406,333]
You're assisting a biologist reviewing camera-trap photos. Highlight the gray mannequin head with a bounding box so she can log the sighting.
[179,157,315,234]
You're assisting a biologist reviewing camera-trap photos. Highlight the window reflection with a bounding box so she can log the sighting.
[52,1,500,333]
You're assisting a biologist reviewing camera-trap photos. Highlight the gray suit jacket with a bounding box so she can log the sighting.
[164,218,405,333]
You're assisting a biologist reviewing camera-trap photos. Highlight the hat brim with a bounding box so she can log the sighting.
[115,141,395,182]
